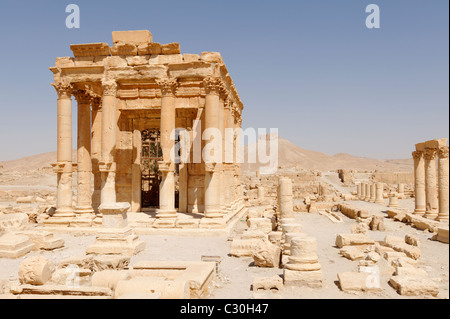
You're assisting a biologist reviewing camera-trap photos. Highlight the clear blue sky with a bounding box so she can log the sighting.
[0,0,448,161]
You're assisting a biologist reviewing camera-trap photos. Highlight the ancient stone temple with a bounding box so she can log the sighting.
[48,30,245,229]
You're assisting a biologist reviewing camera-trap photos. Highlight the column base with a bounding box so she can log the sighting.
[375,200,385,204]
[436,216,449,222]
[156,209,177,219]
[204,209,223,219]
[425,211,438,220]
[86,227,145,256]
[74,206,95,214]
[55,208,75,216]
[199,217,227,229]
[414,209,426,216]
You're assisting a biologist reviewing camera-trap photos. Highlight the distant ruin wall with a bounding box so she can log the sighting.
[372,172,414,184]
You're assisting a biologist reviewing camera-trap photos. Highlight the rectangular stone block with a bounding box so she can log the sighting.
[112,30,152,45]
[389,276,439,297]
[337,272,381,292]
[335,234,375,248]
[283,269,323,288]
[0,234,34,258]
[436,227,449,244]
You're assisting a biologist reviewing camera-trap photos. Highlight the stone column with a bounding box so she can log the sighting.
[437,146,449,221]
[218,87,226,212]
[278,178,294,220]
[91,97,102,213]
[424,148,438,219]
[156,78,178,218]
[365,183,371,201]
[356,184,362,199]
[99,80,118,205]
[131,129,141,213]
[375,183,384,204]
[284,236,323,288]
[73,90,94,215]
[203,77,222,218]
[412,150,426,215]
[360,183,366,201]
[398,183,405,196]
[370,184,376,203]
[52,83,74,217]
[388,194,399,208]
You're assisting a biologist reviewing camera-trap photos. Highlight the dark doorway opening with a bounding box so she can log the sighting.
[141,129,162,208]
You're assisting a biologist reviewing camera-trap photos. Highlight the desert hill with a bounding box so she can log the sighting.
[0,138,413,174]
[242,137,413,172]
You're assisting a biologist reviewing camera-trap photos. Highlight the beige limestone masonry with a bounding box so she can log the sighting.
[48,30,245,229]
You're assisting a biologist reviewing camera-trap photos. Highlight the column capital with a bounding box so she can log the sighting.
[224,98,233,110]
[73,89,92,105]
[92,97,102,111]
[52,82,73,99]
[219,83,228,100]
[203,77,222,95]
[412,150,423,160]
[424,148,438,160]
[102,80,118,97]
[438,146,449,159]
[156,78,178,96]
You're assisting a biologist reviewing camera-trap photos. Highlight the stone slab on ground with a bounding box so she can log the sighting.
[389,275,439,297]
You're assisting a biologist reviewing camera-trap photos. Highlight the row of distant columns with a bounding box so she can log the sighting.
[357,182,384,204]
[412,141,449,221]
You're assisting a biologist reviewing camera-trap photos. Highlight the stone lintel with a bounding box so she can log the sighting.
[424,138,448,149]
[70,43,111,57]
[112,30,153,45]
